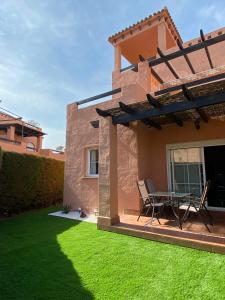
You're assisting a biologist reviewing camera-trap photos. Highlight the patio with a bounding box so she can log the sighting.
[95,74,225,254]
[106,210,225,254]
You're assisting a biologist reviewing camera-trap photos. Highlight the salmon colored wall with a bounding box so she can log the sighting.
[117,123,139,213]
[119,26,158,64]
[64,84,146,213]
[64,103,100,212]
[65,102,225,215]
[166,27,176,49]
[137,119,225,195]
[0,130,6,137]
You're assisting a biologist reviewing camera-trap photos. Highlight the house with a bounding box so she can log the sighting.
[0,108,64,161]
[64,7,225,252]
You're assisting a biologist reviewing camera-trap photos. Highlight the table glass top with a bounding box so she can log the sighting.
[149,192,190,197]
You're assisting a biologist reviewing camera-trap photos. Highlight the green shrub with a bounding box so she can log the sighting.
[62,204,71,214]
[0,150,64,214]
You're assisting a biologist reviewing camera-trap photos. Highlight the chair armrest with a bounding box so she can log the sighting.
[190,195,201,204]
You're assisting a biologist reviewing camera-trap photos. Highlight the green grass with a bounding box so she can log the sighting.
[1,208,225,300]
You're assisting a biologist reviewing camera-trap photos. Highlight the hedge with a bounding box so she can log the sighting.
[0,148,64,214]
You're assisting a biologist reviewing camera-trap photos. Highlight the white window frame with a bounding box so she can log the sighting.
[87,148,99,177]
[166,139,225,211]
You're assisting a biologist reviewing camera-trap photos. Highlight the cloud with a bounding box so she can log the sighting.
[198,4,225,28]
[0,0,84,148]
[2,0,222,149]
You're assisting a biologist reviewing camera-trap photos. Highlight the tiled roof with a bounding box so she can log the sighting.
[108,7,182,43]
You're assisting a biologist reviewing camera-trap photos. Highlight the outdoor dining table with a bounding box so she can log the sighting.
[147,191,191,229]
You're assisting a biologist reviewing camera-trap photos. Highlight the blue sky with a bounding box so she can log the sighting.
[0,0,225,148]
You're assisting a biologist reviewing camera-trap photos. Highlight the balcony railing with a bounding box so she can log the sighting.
[0,136,21,145]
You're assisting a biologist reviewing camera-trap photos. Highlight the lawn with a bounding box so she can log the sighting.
[1,208,225,300]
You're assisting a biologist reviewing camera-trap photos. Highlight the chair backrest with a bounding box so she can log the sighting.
[200,180,211,207]
[137,180,149,203]
[146,179,156,194]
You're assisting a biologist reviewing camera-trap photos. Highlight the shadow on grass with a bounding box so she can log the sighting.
[0,207,93,300]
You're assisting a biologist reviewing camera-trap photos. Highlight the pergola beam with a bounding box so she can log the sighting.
[139,54,145,62]
[200,29,213,69]
[147,94,183,127]
[194,118,201,130]
[112,90,225,124]
[155,72,225,96]
[121,31,225,74]
[119,101,135,114]
[146,94,162,108]
[177,39,195,74]
[96,108,112,118]
[119,101,161,130]
[182,84,193,101]
[167,114,183,127]
[131,65,138,72]
[151,68,164,84]
[149,32,225,67]
[196,109,208,123]
[142,118,162,130]
[182,85,208,122]
[96,107,130,127]
[157,47,179,79]
[77,88,121,105]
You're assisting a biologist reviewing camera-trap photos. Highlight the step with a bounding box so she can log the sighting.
[98,223,225,254]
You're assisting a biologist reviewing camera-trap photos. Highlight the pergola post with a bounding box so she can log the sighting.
[98,117,120,227]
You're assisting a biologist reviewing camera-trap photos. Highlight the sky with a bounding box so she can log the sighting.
[0,0,225,149]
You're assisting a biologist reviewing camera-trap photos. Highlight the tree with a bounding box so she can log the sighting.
[55,145,64,152]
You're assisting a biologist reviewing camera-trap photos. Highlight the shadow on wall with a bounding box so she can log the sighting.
[0,207,93,299]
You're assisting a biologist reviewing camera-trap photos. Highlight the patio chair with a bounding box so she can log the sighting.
[146,179,156,194]
[137,179,165,224]
[179,180,213,232]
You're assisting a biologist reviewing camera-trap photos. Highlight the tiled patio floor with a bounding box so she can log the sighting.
[100,211,225,254]
[119,211,225,237]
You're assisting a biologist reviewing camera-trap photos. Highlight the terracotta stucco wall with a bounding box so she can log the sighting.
[137,119,225,194]
[65,102,225,215]
[64,103,100,212]
[64,84,146,213]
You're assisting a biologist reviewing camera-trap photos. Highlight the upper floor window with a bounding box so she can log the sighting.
[26,142,36,152]
[87,149,99,176]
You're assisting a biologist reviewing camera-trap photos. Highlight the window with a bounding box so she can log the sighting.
[87,149,99,176]
[170,147,204,196]
[26,142,36,152]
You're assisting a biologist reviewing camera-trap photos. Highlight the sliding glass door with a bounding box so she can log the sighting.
[170,147,204,196]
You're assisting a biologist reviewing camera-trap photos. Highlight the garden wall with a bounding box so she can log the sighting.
[0,148,64,214]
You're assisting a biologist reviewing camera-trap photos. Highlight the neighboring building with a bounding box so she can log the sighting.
[0,109,64,161]
[64,7,225,232]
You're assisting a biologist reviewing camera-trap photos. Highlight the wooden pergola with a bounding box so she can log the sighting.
[120,29,223,80]
[96,78,225,130]
[73,29,225,130]
[94,29,225,130]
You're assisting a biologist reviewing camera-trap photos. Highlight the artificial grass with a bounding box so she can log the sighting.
[1,208,225,300]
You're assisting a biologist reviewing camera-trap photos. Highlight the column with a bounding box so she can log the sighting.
[114,45,121,71]
[7,126,15,141]
[158,22,167,51]
[98,117,120,227]
[36,135,42,151]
